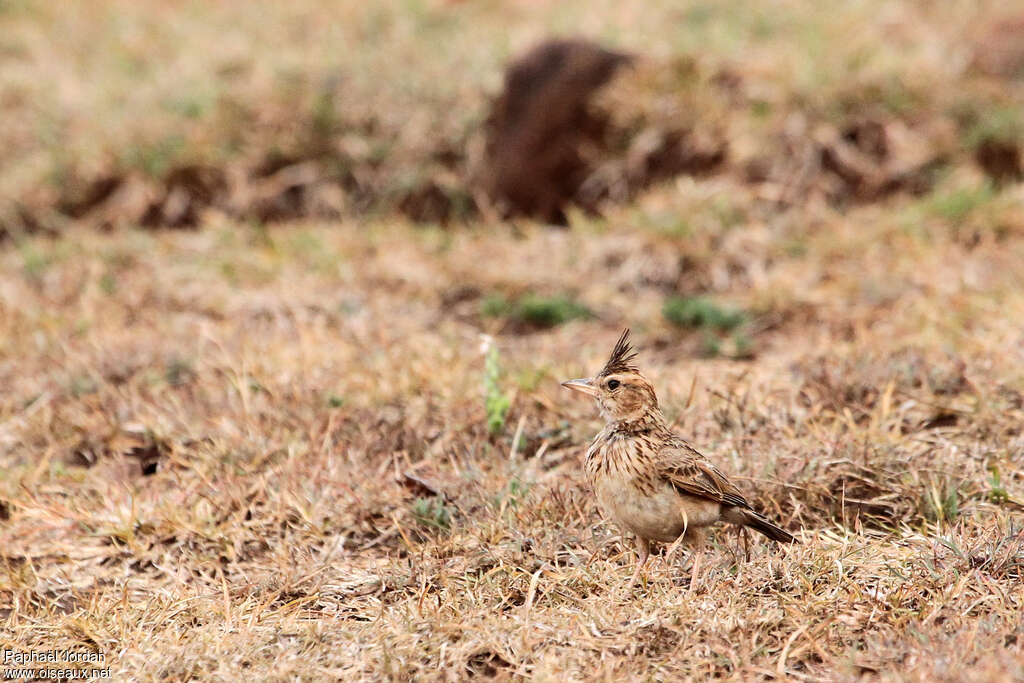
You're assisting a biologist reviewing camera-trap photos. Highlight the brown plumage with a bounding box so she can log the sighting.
[562,329,797,589]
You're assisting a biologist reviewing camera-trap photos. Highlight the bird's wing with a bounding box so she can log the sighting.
[656,440,752,510]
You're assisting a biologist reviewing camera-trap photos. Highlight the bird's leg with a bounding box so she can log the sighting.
[727,524,750,564]
[689,547,703,593]
[685,528,706,593]
[623,537,650,593]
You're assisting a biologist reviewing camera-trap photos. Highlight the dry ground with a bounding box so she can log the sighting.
[2,0,1022,230]
[3,0,1024,680]
[2,179,1024,679]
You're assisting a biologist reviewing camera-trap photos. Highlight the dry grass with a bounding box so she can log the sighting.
[2,180,1024,678]
[3,0,1024,680]
[2,0,1022,229]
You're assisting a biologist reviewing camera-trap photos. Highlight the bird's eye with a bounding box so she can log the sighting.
[606,379,620,390]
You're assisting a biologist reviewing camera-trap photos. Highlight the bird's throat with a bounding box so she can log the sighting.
[605,409,669,436]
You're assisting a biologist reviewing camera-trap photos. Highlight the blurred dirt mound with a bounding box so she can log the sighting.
[742,114,954,206]
[974,137,1022,185]
[478,39,632,225]
[2,36,1020,237]
[476,40,730,225]
[22,149,470,234]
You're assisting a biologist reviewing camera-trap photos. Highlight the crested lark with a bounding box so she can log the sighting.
[562,329,797,589]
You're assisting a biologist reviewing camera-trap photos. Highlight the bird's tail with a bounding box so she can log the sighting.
[732,509,799,544]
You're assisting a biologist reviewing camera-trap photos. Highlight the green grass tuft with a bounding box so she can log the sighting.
[411,496,452,531]
[926,184,994,224]
[663,296,747,332]
[922,479,960,523]
[516,294,591,328]
[482,293,591,329]
[963,105,1024,151]
[483,339,511,435]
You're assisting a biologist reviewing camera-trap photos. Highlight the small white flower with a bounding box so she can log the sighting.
[479,333,495,355]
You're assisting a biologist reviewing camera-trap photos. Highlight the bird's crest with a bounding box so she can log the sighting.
[599,329,639,377]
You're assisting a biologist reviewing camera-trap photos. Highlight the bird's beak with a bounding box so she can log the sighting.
[560,377,599,397]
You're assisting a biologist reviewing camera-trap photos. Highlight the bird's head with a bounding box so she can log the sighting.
[561,329,661,425]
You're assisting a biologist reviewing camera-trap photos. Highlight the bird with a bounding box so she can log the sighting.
[561,329,797,590]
